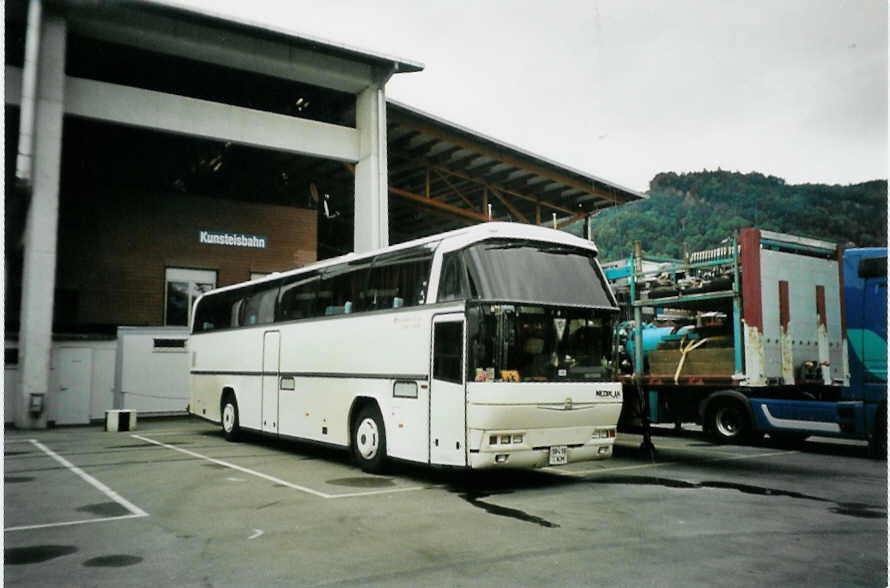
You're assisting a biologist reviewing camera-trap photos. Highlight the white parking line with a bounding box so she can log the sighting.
[706,450,798,462]
[132,434,425,500]
[327,486,430,499]
[544,449,797,477]
[544,461,677,476]
[4,439,149,533]
[614,440,738,456]
[5,513,147,533]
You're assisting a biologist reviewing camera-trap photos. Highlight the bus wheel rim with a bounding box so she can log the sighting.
[356,418,379,460]
[223,404,235,433]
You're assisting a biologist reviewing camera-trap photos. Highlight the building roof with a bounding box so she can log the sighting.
[139,0,425,75]
[383,100,644,240]
[38,0,424,78]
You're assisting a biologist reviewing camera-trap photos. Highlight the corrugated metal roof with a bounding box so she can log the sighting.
[384,100,644,240]
[388,99,644,200]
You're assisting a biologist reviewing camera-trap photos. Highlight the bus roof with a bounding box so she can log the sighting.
[208,222,599,295]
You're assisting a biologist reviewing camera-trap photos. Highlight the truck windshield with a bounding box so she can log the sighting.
[466,303,615,382]
[459,240,616,308]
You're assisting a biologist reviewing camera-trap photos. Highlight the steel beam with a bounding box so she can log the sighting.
[0,69,365,162]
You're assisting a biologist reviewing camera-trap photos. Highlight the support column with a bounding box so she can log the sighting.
[354,82,389,252]
[16,9,66,428]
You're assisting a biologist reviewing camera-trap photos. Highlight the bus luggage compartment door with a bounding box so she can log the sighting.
[430,315,467,466]
[262,331,280,434]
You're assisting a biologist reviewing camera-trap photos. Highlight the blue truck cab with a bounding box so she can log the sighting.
[844,248,885,449]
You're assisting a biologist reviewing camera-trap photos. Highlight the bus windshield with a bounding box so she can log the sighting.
[460,240,615,308]
[467,303,614,382]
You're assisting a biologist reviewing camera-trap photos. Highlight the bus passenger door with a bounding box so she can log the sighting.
[262,331,280,434]
[430,314,467,466]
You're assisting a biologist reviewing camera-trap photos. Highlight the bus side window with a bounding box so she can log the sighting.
[322,261,371,315]
[366,263,398,310]
[230,296,246,327]
[277,273,319,321]
[245,286,277,325]
[367,247,434,310]
[437,252,467,302]
[316,285,334,316]
[323,272,351,315]
[193,293,230,332]
[234,284,278,327]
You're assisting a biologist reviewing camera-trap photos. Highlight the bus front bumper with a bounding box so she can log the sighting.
[467,429,615,469]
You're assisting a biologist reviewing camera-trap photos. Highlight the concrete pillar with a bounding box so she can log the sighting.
[16,10,66,429]
[353,83,389,252]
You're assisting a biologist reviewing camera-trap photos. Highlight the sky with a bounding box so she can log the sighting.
[178,0,887,194]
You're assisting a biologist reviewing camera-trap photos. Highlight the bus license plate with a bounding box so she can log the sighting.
[549,446,567,465]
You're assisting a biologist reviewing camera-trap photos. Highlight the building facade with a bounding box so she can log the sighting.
[5,0,420,427]
[4,0,641,427]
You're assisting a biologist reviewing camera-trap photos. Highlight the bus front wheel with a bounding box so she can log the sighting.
[221,394,241,442]
[352,405,387,474]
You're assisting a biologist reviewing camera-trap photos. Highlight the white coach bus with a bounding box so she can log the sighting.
[189,222,623,472]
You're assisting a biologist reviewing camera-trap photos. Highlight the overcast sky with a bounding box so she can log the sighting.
[181,0,887,193]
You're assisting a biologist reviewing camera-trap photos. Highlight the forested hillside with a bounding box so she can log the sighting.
[578,170,887,261]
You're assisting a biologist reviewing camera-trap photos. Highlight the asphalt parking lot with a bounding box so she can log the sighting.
[4,418,887,587]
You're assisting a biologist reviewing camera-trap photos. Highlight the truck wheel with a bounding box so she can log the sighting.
[706,398,751,444]
[352,404,387,474]
[221,393,241,442]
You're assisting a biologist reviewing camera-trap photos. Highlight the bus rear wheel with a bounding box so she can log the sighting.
[352,405,387,474]
[221,394,241,442]
[706,398,751,444]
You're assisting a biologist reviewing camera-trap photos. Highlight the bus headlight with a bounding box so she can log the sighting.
[489,433,526,446]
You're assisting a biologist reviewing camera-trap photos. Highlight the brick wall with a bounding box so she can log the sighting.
[56,190,317,328]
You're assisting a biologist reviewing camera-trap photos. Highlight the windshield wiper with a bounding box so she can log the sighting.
[538,245,586,255]
[484,242,530,251]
